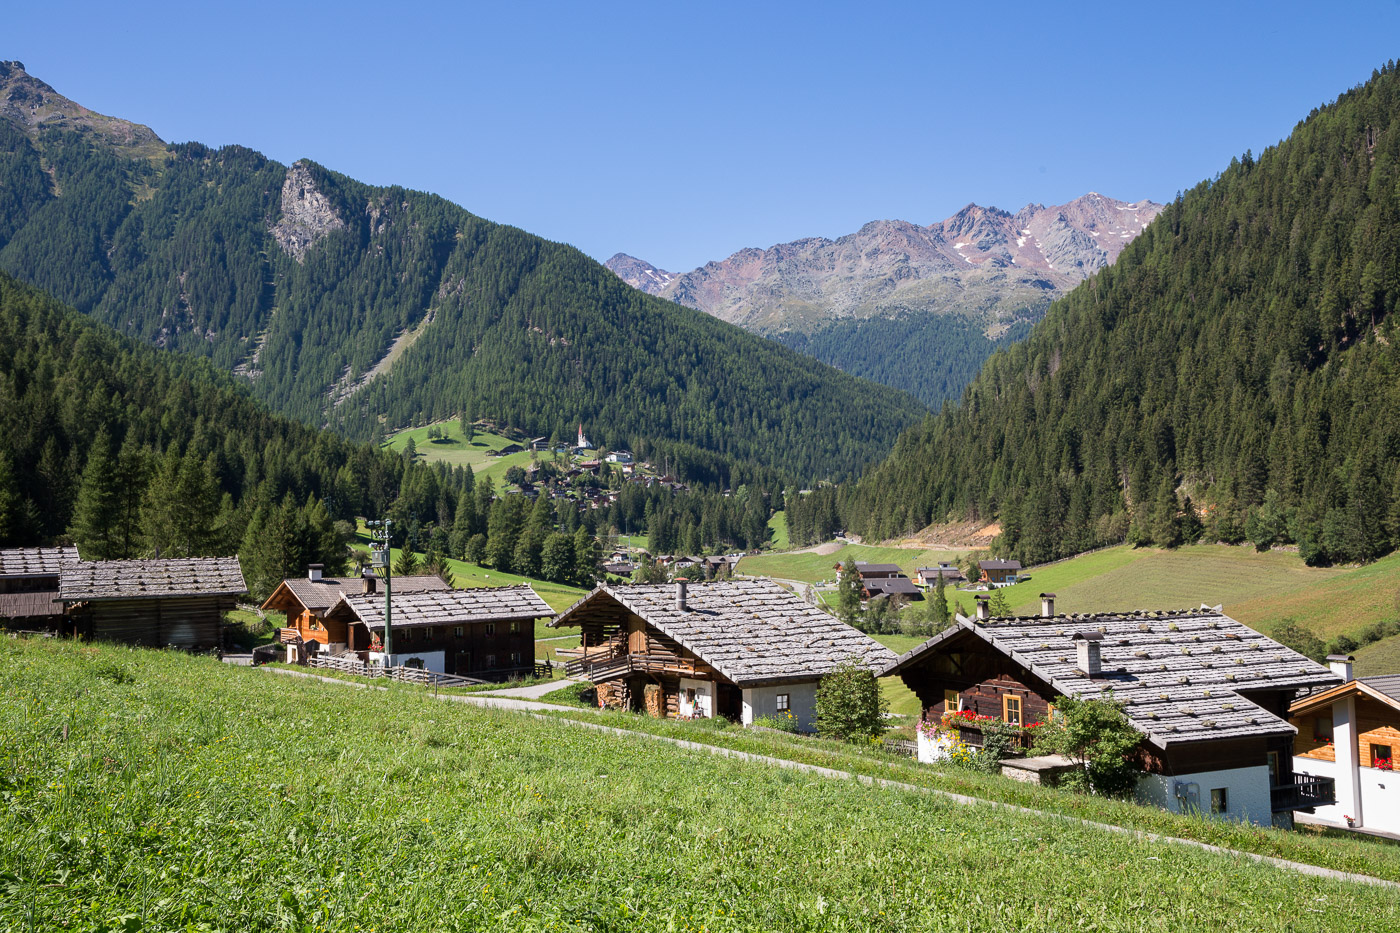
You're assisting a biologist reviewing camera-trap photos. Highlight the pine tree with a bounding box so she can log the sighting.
[930,573,950,629]
[0,450,20,546]
[393,546,421,577]
[572,525,599,586]
[69,430,122,559]
[837,560,863,627]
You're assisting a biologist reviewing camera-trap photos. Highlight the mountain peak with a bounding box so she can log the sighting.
[0,61,163,155]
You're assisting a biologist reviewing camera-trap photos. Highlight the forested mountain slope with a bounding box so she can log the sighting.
[0,271,452,593]
[0,62,924,485]
[845,61,1400,567]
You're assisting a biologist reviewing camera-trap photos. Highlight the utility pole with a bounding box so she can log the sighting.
[368,519,394,661]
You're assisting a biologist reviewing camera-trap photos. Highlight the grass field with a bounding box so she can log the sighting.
[4,638,1396,931]
[739,543,968,584]
[535,634,581,663]
[871,634,926,719]
[382,423,541,486]
[767,510,790,550]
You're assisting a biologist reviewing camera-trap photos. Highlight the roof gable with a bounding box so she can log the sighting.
[884,608,1342,748]
[552,580,896,687]
[261,574,451,613]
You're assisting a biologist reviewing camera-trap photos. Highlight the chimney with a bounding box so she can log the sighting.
[1327,654,1354,682]
[362,574,376,595]
[308,564,323,582]
[675,579,688,612]
[1073,632,1103,677]
[1040,593,1056,617]
[974,595,990,621]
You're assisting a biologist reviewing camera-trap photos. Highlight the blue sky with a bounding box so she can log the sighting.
[10,1,1400,270]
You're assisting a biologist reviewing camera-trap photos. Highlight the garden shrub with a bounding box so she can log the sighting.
[815,660,888,742]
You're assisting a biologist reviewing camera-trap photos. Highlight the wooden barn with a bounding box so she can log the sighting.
[551,580,895,730]
[322,584,551,679]
[262,565,451,661]
[0,546,78,632]
[883,595,1341,826]
[59,557,247,650]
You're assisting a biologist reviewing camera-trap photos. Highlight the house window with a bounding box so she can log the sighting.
[1210,788,1228,814]
[776,693,790,711]
[510,621,520,634]
[944,689,960,712]
[453,626,464,637]
[1267,751,1281,786]
[510,652,522,665]
[1002,694,1022,726]
[1314,715,1333,743]
[485,654,497,669]
[485,623,496,637]
[1373,745,1394,770]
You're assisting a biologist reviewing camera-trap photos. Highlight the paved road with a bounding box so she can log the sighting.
[470,678,585,700]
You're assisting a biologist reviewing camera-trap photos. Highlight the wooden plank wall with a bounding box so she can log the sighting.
[86,597,232,650]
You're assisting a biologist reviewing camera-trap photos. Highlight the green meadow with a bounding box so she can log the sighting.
[382,422,541,486]
[3,638,1395,932]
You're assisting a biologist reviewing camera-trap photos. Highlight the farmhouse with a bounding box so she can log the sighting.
[552,580,895,729]
[979,559,1023,585]
[915,563,966,587]
[0,545,78,632]
[59,557,246,650]
[1290,658,1400,834]
[883,595,1341,826]
[846,562,921,601]
[321,584,552,679]
[263,565,451,661]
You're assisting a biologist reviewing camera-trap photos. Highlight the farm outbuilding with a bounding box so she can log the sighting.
[59,557,247,650]
[0,546,78,632]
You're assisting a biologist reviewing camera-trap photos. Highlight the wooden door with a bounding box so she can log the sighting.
[627,615,647,655]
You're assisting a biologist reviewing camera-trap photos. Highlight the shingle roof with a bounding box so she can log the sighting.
[855,562,903,574]
[866,577,921,597]
[332,585,553,631]
[0,546,79,578]
[551,580,896,687]
[1361,676,1400,704]
[271,574,450,613]
[0,591,65,619]
[979,559,1023,571]
[882,608,1341,748]
[59,558,247,601]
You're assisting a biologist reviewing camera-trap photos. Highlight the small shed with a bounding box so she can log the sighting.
[0,546,78,631]
[60,557,247,650]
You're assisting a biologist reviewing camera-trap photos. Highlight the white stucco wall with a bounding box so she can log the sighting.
[1294,756,1400,834]
[678,677,713,719]
[742,682,818,732]
[916,729,958,764]
[368,650,446,673]
[1136,765,1274,826]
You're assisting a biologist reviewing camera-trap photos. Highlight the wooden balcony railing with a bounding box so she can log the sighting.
[1271,773,1336,812]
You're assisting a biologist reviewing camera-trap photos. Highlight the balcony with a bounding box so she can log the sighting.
[1271,773,1336,812]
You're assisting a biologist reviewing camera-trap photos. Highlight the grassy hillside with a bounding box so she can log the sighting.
[872,634,926,718]
[739,543,968,583]
[382,423,538,486]
[4,637,1395,930]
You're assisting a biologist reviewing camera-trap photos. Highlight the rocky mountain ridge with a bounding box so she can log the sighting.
[608,193,1162,335]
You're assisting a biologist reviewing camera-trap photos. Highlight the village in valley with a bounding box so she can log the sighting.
[10,18,1400,930]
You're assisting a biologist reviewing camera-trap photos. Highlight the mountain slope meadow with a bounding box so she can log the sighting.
[847,61,1400,568]
[0,61,924,487]
[2,637,1392,932]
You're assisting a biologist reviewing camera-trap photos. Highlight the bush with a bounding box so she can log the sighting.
[815,660,888,742]
[753,711,799,733]
[1031,693,1140,797]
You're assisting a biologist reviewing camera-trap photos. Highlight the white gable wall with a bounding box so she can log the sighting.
[1136,764,1274,826]
[742,682,818,732]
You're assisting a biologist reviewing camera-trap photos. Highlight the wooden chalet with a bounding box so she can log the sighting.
[1290,658,1400,834]
[322,584,552,679]
[0,546,78,632]
[978,559,1023,585]
[915,563,966,587]
[59,557,247,650]
[263,566,450,661]
[883,595,1341,826]
[551,580,896,730]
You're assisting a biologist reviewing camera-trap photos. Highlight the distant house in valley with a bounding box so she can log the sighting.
[529,437,549,451]
[915,563,966,587]
[552,580,896,729]
[59,557,247,650]
[978,559,1023,585]
[883,596,1341,826]
[263,565,451,662]
[497,443,525,455]
[844,562,921,601]
[605,451,633,465]
[1290,659,1400,834]
[322,584,551,679]
[0,546,78,632]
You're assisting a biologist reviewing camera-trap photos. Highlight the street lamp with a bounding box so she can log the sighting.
[367,519,393,662]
